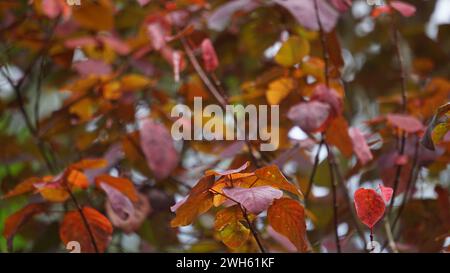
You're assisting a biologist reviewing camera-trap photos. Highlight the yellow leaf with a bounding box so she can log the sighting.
[266,77,294,105]
[71,158,108,170]
[102,81,121,100]
[69,98,96,122]
[275,36,310,67]
[39,187,70,202]
[121,74,151,91]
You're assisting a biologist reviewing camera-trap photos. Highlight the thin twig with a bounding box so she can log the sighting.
[325,142,341,253]
[313,0,330,87]
[305,138,325,200]
[388,14,409,217]
[180,36,260,167]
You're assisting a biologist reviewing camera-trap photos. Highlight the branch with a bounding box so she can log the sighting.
[326,142,369,250]
[388,14,409,217]
[305,138,325,200]
[325,142,341,253]
[180,36,260,167]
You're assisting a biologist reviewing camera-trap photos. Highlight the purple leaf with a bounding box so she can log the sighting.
[223,186,283,214]
[273,0,339,32]
[348,127,373,165]
[207,0,261,31]
[73,60,112,76]
[139,119,179,180]
[136,0,151,7]
[100,182,134,221]
[287,100,331,133]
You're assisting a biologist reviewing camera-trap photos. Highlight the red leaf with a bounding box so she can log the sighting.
[371,6,392,18]
[378,184,393,203]
[349,127,373,165]
[201,38,219,72]
[354,188,386,229]
[139,119,179,180]
[223,186,283,214]
[390,1,416,17]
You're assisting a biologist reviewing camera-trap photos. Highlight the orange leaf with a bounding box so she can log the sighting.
[268,198,308,252]
[71,158,108,170]
[253,165,302,196]
[59,207,113,253]
[95,174,138,202]
[66,169,89,189]
[170,175,215,227]
[1,177,41,199]
[325,116,353,157]
[214,205,250,249]
[3,203,47,251]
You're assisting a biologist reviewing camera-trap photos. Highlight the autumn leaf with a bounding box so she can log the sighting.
[72,0,114,31]
[266,77,294,105]
[288,100,331,133]
[354,188,386,229]
[253,166,301,196]
[120,74,151,91]
[95,174,138,202]
[100,182,135,221]
[378,184,393,203]
[3,203,47,252]
[223,186,283,214]
[349,127,373,165]
[2,177,41,199]
[201,38,219,72]
[60,207,113,253]
[390,1,416,17]
[106,192,151,233]
[140,119,179,180]
[325,116,353,157]
[214,205,250,249]
[275,36,309,67]
[387,114,424,134]
[71,158,108,170]
[273,0,339,32]
[205,161,250,177]
[421,102,450,150]
[170,175,215,227]
[268,198,308,252]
